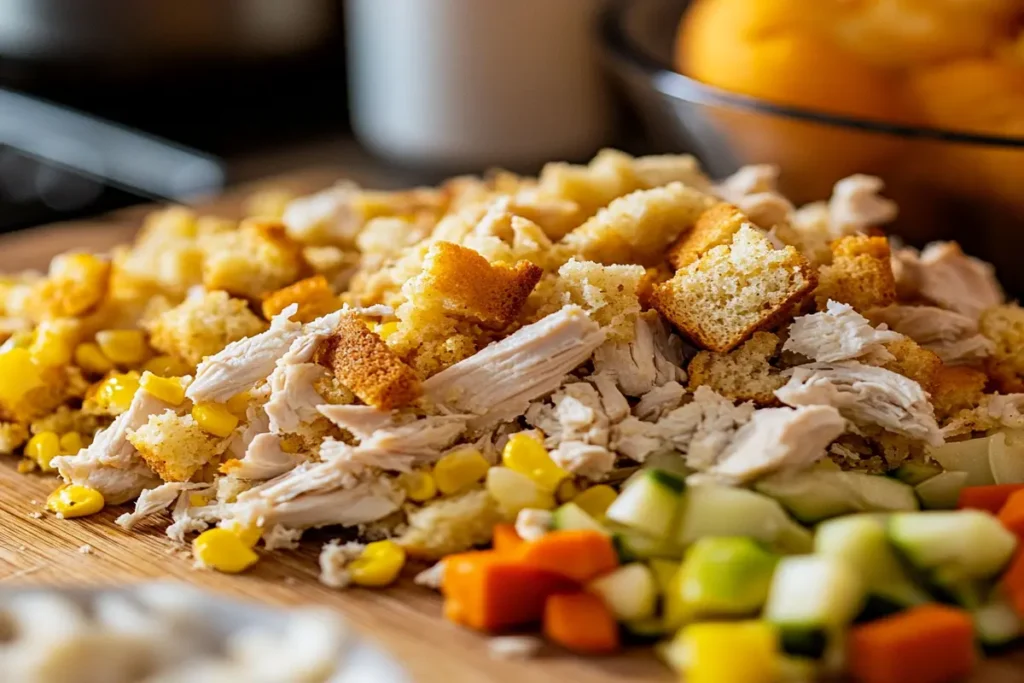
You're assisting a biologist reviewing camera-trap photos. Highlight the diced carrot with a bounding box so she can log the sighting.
[847,604,976,683]
[543,592,620,654]
[492,524,524,554]
[958,484,1024,514]
[515,529,619,582]
[1001,550,1024,618]
[441,550,576,631]
[999,489,1024,540]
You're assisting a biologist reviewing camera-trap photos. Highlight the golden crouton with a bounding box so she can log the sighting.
[562,182,716,267]
[261,275,339,323]
[688,332,784,405]
[980,303,1024,392]
[128,410,229,482]
[314,312,422,410]
[536,149,644,219]
[638,264,673,311]
[632,153,714,192]
[652,226,816,352]
[397,489,505,560]
[557,259,645,341]
[202,219,306,300]
[667,203,748,270]
[147,291,267,367]
[27,253,111,320]
[416,242,543,330]
[931,365,988,420]
[878,337,942,394]
[815,235,896,311]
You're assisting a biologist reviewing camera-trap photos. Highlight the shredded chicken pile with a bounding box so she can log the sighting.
[0,149,1018,581]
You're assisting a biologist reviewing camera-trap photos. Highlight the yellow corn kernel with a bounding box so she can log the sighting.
[49,253,109,317]
[46,484,105,518]
[377,321,400,341]
[8,330,34,349]
[349,540,406,588]
[189,493,210,507]
[192,403,239,437]
[225,392,251,418]
[192,528,260,574]
[501,433,568,493]
[25,432,60,472]
[572,485,618,519]
[93,372,140,414]
[485,466,557,516]
[0,348,45,406]
[95,329,148,366]
[74,342,114,375]
[142,354,191,378]
[16,458,35,474]
[59,432,84,455]
[433,448,490,496]
[397,470,438,502]
[219,519,263,548]
[556,478,580,504]
[29,320,75,368]
[139,371,185,405]
[668,621,778,683]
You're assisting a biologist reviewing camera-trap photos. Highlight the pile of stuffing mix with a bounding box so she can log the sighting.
[4,149,1024,681]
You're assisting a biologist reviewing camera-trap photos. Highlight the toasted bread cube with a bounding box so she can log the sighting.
[878,337,942,394]
[202,219,305,300]
[147,291,266,367]
[815,235,896,311]
[932,365,987,420]
[562,182,716,266]
[667,203,748,270]
[980,304,1024,391]
[557,259,645,341]
[536,149,643,219]
[261,275,338,323]
[314,312,421,410]
[416,242,543,330]
[651,226,816,352]
[128,410,228,482]
[688,332,784,405]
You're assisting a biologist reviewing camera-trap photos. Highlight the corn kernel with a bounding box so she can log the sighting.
[556,478,580,504]
[46,484,105,518]
[29,320,75,367]
[433,448,489,496]
[58,432,84,455]
[377,321,400,341]
[74,342,114,375]
[139,371,185,405]
[219,519,263,548]
[95,329,148,366]
[225,392,251,418]
[192,403,239,437]
[397,470,438,502]
[572,485,618,519]
[349,540,406,588]
[26,432,60,472]
[16,459,35,474]
[669,621,778,683]
[193,528,260,574]
[502,433,568,493]
[8,330,34,349]
[92,372,140,415]
[189,493,210,507]
[143,354,191,377]
[485,466,557,516]
[0,348,45,406]
[49,253,109,317]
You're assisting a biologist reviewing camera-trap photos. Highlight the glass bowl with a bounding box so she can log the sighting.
[601,0,1024,295]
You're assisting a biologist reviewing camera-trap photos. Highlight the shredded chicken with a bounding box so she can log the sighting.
[317,404,395,440]
[422,306,606,429]
[550,441,617,480]
[591,372,630,423]
[488,636,544,661]
[227,477,404,531]
[943,393,1024,438]
[828,175,898,235]
[263,525,304,551]
[714,164,795,229]
[413,561,446,590]
[115,482,207,530]
[264,363,329,434]
[690,406,846,485]
[634,381,687,421]
[593,312,686,397]
[226,404,270,461]
[317,415,468,474]
[897,243,1004,320]
[318,540,366,589]
[868,304,995,365]
[784,300,902,363]
[230,433,305,480]
[776,361,943,446]
[514,508,552,542]
[281,181,362,244]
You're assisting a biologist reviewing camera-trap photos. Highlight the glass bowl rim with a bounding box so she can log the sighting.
[600,0,1024,150]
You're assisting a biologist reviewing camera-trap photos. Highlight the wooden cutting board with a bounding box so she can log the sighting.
[0,170,1021,683]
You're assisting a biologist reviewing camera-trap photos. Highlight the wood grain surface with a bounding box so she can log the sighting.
[0,169,1021,682]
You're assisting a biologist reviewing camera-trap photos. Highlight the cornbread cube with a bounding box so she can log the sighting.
[688,332,784,405]
[202,219,305,300]
[557,259,644,341]
[931,365,988,420]
[632,153,713,192]
[147,291,267,367]
[562,182,716,266]
[355,216,432,258]
[414,242,543,330]
[29,406,105,440]
[314,312,422,410]
[128,410,229,482]
[0,422,28,455]
[878,337,942,394]
[261,275,339,323]
[651,226,816,352]
[667,203,748,270]
[28,253,111,320]
[536,149,644,218]
[815,235,896,311]
[980,304,1024,392]
[397,489,504,560]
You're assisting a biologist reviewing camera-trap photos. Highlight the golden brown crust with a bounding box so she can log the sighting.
[687,331,784,405]
[932,365,988,420]
[128,412,227,483]
[261,275,339,323]
[667,203,747,271]
[314,312,422,410]
[815,235,896,311]
[419,242,543,330]
[878,337,942,394]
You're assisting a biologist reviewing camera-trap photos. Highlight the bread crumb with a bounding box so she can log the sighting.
[488,636,544,660]
[815,235,896,311]
[78,544,94,554]
[147,290,266,367]
[688,332,784,405]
